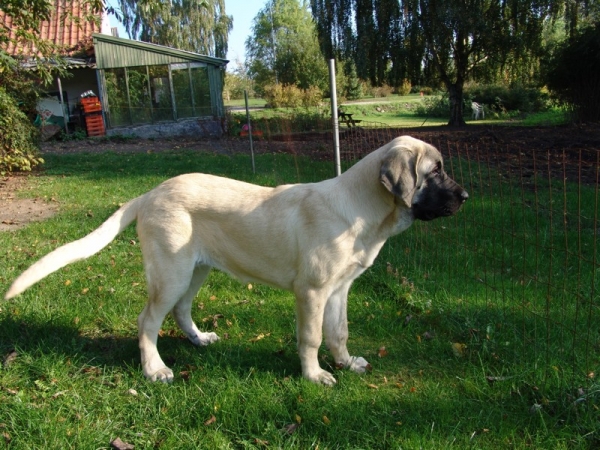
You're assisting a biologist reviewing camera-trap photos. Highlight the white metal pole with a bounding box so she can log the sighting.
[328,59,341,177]
[244,90,256,174]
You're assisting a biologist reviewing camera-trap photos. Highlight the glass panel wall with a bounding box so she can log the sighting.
[148,65,173,122]
[102,61,217,128]
[191,64,212,117]
[172,63,194,119]
[127,66,152,124]
[104,68,129,127]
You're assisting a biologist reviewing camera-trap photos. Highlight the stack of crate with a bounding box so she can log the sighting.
[81,97,105,136]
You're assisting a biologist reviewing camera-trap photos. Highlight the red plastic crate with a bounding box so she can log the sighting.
[81,97,102,113]
[85,114,105,136]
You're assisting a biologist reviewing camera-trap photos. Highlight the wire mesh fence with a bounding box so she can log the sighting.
[340,122,599,389]
[248,117,599,391]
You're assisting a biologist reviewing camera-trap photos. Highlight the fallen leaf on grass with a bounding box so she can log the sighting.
[204,415,217,426]
[110,437,134,450]
[3,350,17,368]
[367,384,379,389]
[281,423,299,435]
[386,262,399,277]
[451,342,467,357]
[485,376,510,383]
[51,390,67,399]
[422,331,435,340]
[322,415,331,425]
[254,438,269,446]
[249,333,271,343]
[378,346,388,358]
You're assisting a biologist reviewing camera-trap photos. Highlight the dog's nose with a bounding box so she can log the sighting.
[460,190,469,202]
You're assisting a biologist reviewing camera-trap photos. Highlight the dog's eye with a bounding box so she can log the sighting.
[431,163,442,176]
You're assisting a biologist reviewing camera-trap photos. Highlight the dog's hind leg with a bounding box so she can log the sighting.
[137,264,196,382]
[324,282,370,374]
[171,264,220,346]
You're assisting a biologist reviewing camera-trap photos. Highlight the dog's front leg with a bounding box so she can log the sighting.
[324,282,370,374]
[295,287,336,385]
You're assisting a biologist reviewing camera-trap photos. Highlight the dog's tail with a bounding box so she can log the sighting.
[4,196,143,300]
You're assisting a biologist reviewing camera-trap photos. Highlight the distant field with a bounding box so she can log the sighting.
[225,94,569,129]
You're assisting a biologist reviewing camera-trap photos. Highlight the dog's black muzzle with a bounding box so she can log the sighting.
[412,177,469,221]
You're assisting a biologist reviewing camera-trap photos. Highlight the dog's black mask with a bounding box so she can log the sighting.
[412,171,468,221]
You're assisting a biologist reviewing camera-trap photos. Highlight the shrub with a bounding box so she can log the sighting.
[395,79,412,96]
[414,95,450,117]
[544,23,600,122]
[228,109,330,138]
[360,82,394,98]
[464,84,550,114]
[301,86,324,107]
[342,61,363,100]
[262,84,323,108]
[0,87,43,173]
[372,84,394,98]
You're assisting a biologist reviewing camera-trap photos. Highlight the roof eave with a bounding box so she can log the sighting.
[92,33,229,67]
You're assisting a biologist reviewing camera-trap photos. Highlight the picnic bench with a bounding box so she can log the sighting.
[337,109,362,128]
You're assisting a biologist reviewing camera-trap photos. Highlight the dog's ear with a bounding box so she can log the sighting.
[380,146,419,207]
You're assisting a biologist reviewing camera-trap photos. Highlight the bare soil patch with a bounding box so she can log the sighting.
[2,124,598,231]
[0,174,59,232]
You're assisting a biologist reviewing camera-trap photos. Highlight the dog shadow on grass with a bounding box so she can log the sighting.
[0,314,303,382]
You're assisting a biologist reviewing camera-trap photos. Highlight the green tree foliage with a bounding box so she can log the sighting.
[0,0,104,171]
[118,0,232,58]
[224,60,254,100]
[246,0,328,95]
[544,23,600,122]
[0,87,43,173]
[311,0,566,126]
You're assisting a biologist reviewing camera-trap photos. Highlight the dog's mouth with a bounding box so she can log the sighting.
[413,208,437,221]
[412,190,468,221]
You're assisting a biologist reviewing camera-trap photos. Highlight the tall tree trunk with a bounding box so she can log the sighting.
[447,83,466,126]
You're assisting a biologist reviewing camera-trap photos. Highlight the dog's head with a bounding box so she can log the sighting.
[379,136,468,221]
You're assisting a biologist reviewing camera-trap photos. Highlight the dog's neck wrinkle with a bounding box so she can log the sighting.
[330,151,414,240]
[335,154,395,218]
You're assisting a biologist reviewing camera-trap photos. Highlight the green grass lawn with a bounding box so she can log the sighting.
[0,149,597,449]
[226,95,570,133]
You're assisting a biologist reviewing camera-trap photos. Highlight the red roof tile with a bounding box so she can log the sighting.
[1,0,109,56]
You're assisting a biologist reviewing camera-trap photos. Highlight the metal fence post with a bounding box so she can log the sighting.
[328,59,341,176]
[244,90,256,174]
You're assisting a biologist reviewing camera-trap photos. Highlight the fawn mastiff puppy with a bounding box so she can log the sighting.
[5,136,468,385]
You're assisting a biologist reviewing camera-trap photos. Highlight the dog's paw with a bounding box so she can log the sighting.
[147,367,174,383]
[188,331,220,347]
[347,356,371,374]
[304,368,337,386]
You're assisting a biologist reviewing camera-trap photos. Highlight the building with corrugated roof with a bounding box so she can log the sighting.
[1,0,229,138]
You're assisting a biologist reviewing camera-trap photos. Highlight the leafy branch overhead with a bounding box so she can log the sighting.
[116,0,232,58]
